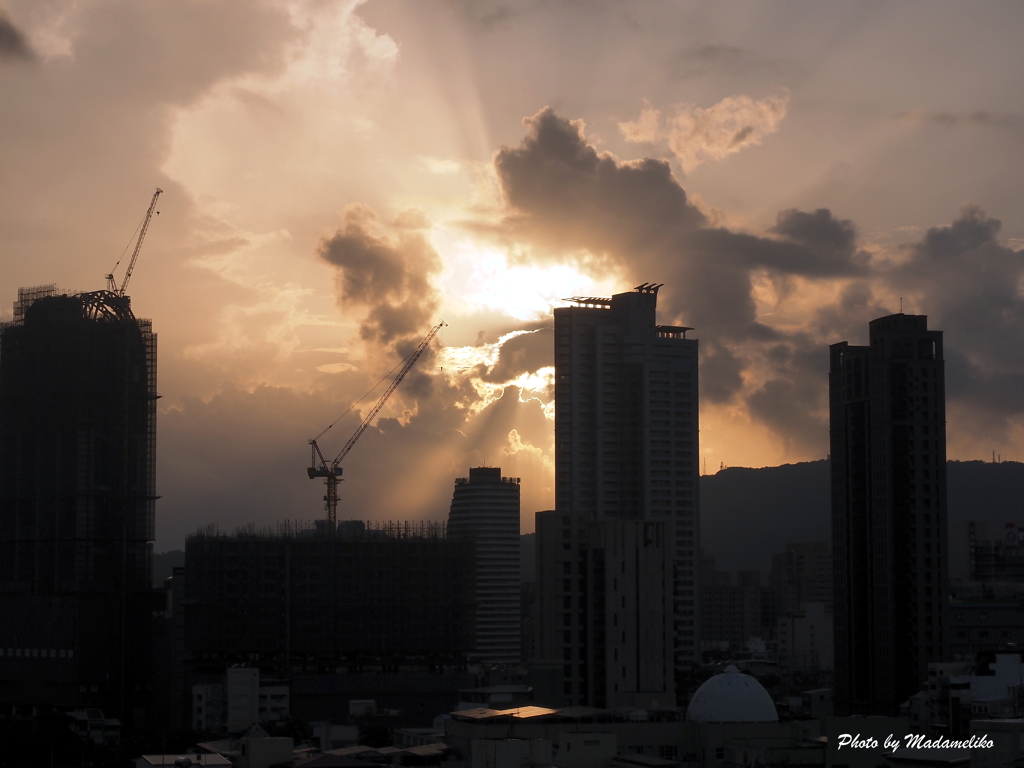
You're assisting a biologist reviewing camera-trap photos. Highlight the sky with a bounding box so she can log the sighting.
[2,0,1023,550]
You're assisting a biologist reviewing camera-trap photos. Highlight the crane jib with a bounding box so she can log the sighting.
[305,319,447,527]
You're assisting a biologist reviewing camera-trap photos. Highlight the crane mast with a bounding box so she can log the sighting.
[308,320,447,528]
[106,188,162,296]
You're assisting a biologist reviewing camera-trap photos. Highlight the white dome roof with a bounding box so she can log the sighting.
[686,665,778,723]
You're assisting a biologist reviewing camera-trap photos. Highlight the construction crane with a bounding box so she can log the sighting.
[307,320,447,528]
[106,187,163,296]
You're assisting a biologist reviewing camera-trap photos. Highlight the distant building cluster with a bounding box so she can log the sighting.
[699,542,833,676]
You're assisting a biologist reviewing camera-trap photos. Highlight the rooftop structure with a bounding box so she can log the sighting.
[686,665,779,724]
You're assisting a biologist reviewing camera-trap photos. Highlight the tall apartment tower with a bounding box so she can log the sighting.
[537,284,699,707]
[0,286,157,725]
[448,467,522,664]
[830,313,948,716]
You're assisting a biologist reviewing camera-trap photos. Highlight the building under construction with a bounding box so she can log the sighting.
[0,285,157,725]
[177,520,476,725]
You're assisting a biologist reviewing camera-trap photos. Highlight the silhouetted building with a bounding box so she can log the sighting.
[968,520,1024,582]
[766,541,833,624]
[178,521,475,724]
[0,285,157,726]
[949,591,1024,658]
[699,554,762,651]
[830,313,949,715]
[776,602,833,673]
[537,284,698,707]
[448,466,521,664]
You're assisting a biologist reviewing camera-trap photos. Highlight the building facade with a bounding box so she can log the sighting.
[537,284,699,707]
[448,467,522,664]
[767,542,833,616]
[968,520,1024,582]
[776,602,834,674]
[829,313,949,715]
[0,286,157,725]
[699,558,763,651]
[179,521,475,724]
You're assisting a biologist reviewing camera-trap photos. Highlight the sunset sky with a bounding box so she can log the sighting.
[2,0,1023,550]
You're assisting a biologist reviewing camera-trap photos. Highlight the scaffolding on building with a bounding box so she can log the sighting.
[192,519,448,541]
[0,284,159,720]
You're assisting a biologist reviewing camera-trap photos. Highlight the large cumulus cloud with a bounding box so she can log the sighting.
[489,107,1024,457]
[887,207,1024,432]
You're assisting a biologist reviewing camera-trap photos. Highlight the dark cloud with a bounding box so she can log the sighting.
[495,107,708,254]
[482,328,553,383]
[885,206,1024,428]
[0,12,35,62]
[489,108,1024,456]
[699,344,745,404]
[813,281,888,341]
[770,207,857,257]
[746,339,830,456]
[917,205,1000,259]
[491,107,869,413]
[692,225,866,279]
[747,378,823,455]
[317,204,442,347]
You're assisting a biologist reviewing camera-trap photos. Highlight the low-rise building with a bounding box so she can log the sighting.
[192,668,290,733]
[134,756,232,767]
[444,667,827,768]
[949,592,1024,658]
[69,708,120,747]
[907,653,1024,737]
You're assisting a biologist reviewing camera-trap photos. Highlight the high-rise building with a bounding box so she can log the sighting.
[830,313,949,715]
[0,285,157,725]
[537,284,699,707]
[448,466,522,664]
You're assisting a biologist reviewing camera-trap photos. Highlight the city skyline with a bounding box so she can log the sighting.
[2,2,1023,550]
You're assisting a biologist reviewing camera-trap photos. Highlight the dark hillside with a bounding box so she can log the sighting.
[700,459,1024,579]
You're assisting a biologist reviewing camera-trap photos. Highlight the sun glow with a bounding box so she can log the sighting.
[439,238,622,321]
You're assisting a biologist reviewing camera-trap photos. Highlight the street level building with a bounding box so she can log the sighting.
[537,284,698,708]
[448,466,522,664]
[829,313,949,715]
[0,285,157,725]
